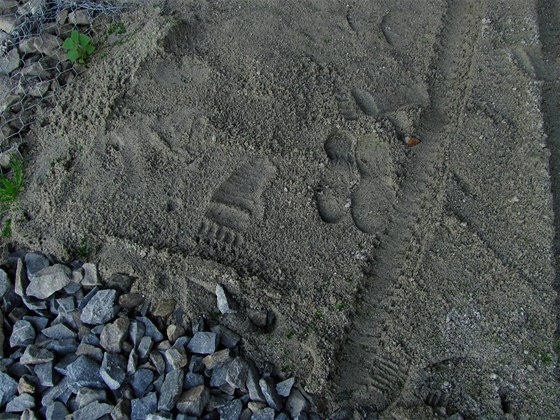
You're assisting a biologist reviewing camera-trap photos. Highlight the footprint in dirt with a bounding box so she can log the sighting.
[317,127,398,235]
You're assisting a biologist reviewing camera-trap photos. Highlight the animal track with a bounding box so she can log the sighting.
[199,158,276,248]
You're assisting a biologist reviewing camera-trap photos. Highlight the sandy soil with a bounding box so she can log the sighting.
[10,0,560,417]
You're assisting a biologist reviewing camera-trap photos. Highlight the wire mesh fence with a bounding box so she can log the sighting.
[0,0,121,154]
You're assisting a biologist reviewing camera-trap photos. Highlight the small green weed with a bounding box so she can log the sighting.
[108,21,126,35]
[0,159,24,211]
[542,353,553,366]
[76,237,94,260]
[286,331,295,340]
[63,30,96,64]
[2,219,11,238]
[336,302,349,311]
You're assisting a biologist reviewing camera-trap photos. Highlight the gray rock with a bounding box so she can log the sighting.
[28,80,50,98]
[0,16,17,33]
[151,299,176,318]
[246,360,266,402]
[80,289,118,325]
[41,377,68,406]
[106,273,134,293]
[239,408,253,420]
[251,407,275,420]
[22,316,48,331]
[166,324,185,343]
[33,361,53,386]
[218,399,243,420]
[20,345,53,365]
[184,372,204,389]
[226,356,248,390]
[276,377,295,397]
[45,401,69,420]
[56,296,75,313]
[158,369,184,411]
[77,387,106,409]
[165,346,188,370]
[132,368,154,398]
[137,336,153,359]
[131,392,158,420]
[0,1,17,11]
[286,389,308,418]
[9,320,35,347]
[177,385,210,416]
[119,292,145,309]
[187,332,218,355]
[129,319,146,347]
[189,355,204,373]
[215,284,238,314]
[137,316,164,342]
[76,343,103,362]
[19,34,62,59]
[211,325,241,349]
[174,336,190,348]
[210,364,230,388]
[0,93,20,114]
[24,252,50,277]
[5,393,34,412]
[149,350,166,376]
[127,348,138,374]
[73,401,114,420]
[0,48,20,75]
[17,0,44,16]
[111,398,131,420]
[259,377,283,411]
[54,354,77,375]
[66,355,104,392]
[14,259,28,297]
[26,264,71,299]
[81,263,99,287]
[247,309,275,328]
[100,352,126,390]
[0,371,17,407]
[152,374,164,393]
[100,316,129,353]
[42,323,76,340]
[157,340,171,352]
[45,338,78,354]
[0,268,9,298]
[146,414,172,420]
[203,349,231,370]
[22,296,47,313]
[68,10,91,25]
[275,413,290,420]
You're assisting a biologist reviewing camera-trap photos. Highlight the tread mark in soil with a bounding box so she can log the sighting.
[351,88,380,117]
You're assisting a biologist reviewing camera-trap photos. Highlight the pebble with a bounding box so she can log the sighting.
[80,289,118,325]
[119,292,144,308]
[138,336,154,358]
[215,284,238,314]
[246,360,266,402]
[226,356,249,390]
[81,263,99,287]
[166,324,185,343]
[20,345,53,365]
[158,369,184,411]
[218,398,243,419]
[276,377,295,397]
[33,360,53,386]
[100,352,126,390]
[165,346,188,370]
[151,299,176,318]
[45,401,69,420]
[203,348,232,370]
[137,316,164,342]
[5,393,34,412]
[66,355,104,392]
[252,407,276,420]
[76,387,107,408]
[100,316,129,352]
[211,324,241,349]
[184,372,204,389]
[42,323,76,339]
[9,320,35,347]
[18,376,35,394]
[73,401,114,420]
[177,385,210,416]
[76,343,103,362]
[132,368,154,398]
[259,377,283,411]
[26,264,71,299]
[131,392,158,420]
[0,371,18,407]
[187,331,218,354]
[106,273,135,293]
[24,253,50,278]
[129,319,146,347]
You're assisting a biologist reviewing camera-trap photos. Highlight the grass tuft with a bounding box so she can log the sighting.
[0,159,24,210]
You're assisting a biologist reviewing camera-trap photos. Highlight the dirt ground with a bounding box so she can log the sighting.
[10,0,560,417]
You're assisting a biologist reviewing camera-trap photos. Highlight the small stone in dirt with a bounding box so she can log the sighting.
[66,355,104,392]
[247,308,275,328]
[68,9,91,25]
[81,263,99,287]
[34,361,53,386]
[100,352,127,390]
[132,368,154,398]
[5,393,34,412]
[165,346,188,370]
[26,264,71,299]
[107,273,135,293]
[20,345,53,365]
[215,284,238,314]
[158,369,184,411]
[218,399,243,420]
[0,371,17,407]
[45,401,69,419]
[131,392,158,420]
[245,360,266,402]
[187,332,218,355]
[80,289,118,325]
[166,324,185,343]
[137,316,164,342]
[42,323,76,340]
[100,316,130,353]
[77,387,107,409]
[177,385,210,416]
[151,299,176,318]
[119,293,144,309]
[73,401,114,420]
[211,324,241,349]
[203,348,231,370]
[226,356,248,390]
[276,377,295,397]
[10,320,35,347]
[252,407,276,420]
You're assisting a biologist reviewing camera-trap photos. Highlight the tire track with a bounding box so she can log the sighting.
[332,0,485,412]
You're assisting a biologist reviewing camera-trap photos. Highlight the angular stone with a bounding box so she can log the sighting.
[73,401,114,420]
[184,372,204,390]
[165,346,188,370]
[131,392,158,420]
[149,350,166,376]
[33,361,53,386]
[286,389,308,418]
[14,259,27,297]
[81,263,99,287]
[17,0,44,16]
[152,374,164,393]
[246,360,266,402]
[76,387,106,409]
[276,377,295,397]
[137,316,164,342]
[24,252,50,277]
[5,393,34,412]
[248,308,275,328]
[76,343,103,362]
[187,332,218,355]
[226,356,248,390]
[0,16,17,33]
[100,352,126,390]
[119,292,144,309]
[189,355,204,373]
[211,325,241,349]
[215,284,238,314]
[127,349,138,374]
[26,264,71,299]
[20,345,53,365]
[18,34,61,58]
[132,368,154,398]
[151,299,176,318]
[53,353,77,376]
[45,401,69,420]
[17,376,35,394]
[111,398,131,420]
[28,80,50,98]
[0,268,9,298]
[157,340,171,352]
[42,323,76,340]
[137,336,153,359]
[252,407,275,420]
[0,372,17,407]
[218,399,243,420]
[129,319,146,347]
[177,385,210,416]
[41,377,68,406]
[66,355,104,392]
[202,349,231,371]
[166,324,185,343]
[210,364,230,388]
[80,289,118,325]
[100,316,129,353]
[158,369,184,411]
[259,377,283,410]
[68,10,91,25]
[45,338,78,354]
[10,320,35,347]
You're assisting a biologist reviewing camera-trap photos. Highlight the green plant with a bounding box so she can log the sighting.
[76,237,94,260]
[0,159,24,211]
[2,219,11,238]
[336,302,349,311]
[62,30,96,64]
[108,21,126,35]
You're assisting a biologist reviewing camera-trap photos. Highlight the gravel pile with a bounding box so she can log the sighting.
[0,251,318,419]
